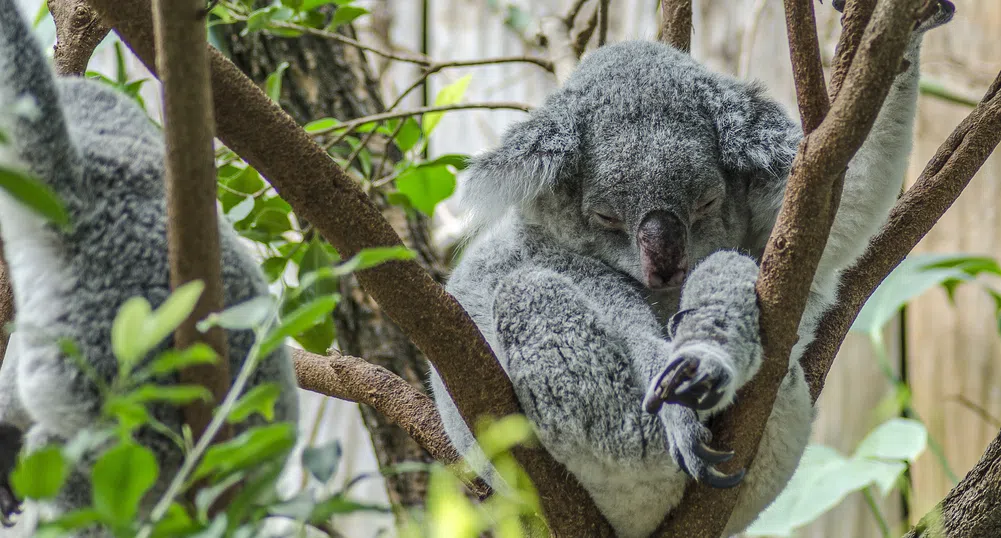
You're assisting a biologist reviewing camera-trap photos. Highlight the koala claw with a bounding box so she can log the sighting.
[663,407,745,489]
[0,482,20,527]
[643,354,730,414]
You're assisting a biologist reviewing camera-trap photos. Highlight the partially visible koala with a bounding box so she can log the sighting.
[0,1,299,535]
[430,2,955,537]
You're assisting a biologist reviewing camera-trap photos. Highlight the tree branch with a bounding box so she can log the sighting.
[903,426,1001,537]
[82,1,613,534]
[828,0,877,101]
[804,71,1001,402]
[654,1,923,536]
[658,0,692,52]
[47,0,108,76]
[152,0,231,447]
[0,242,11,369]
[291,348,491,499]
[783,0,829,132]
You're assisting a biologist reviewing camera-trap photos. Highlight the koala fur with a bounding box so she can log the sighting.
[0,2,299,534]
[429,2,954,537]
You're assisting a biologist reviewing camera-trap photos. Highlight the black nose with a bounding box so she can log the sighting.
[637,211,688,290]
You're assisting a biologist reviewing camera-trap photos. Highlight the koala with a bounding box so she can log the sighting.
[0,1,299,535]
[429,2,954,537]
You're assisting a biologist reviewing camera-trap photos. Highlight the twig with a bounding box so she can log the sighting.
[783,0,829,132]
[47,0,109,76]
[572,7,599,56]
[653,1,923,536]
[803,72,1001,402]
[658,0,692,52]
[292,348,491,498]
[597,0,610,48]
[319,102,533,150]
[84,1,613,534]
[829,0,877,101]
[565,0,591,27]
[151,0,231,451]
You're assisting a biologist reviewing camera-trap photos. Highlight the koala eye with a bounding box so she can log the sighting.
[592,211,624,230]
[694,195,721,219]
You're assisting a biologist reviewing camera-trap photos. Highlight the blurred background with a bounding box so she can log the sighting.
[10,0,1001,536]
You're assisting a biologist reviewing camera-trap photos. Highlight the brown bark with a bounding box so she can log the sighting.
[216,13,439,509]
[151,0,230,446]
[0,242,12,368]
[47,0,108,77]
[658,0,692,52]
[83,1,612,534]
[903,427,1001,538]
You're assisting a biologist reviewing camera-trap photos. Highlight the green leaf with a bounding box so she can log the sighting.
[851,254,969,336]
[142,344,219,377]
[112,296,153,367]
[391,117,422,152]
[854,418,927,463]
[280,0,302,10]
[126,384,214,406]
[308,495,388,524]
[261,256,289,282]
[424,74,472,135]
[91,442,159,525]
[304,117,339,133]
[0,165,70,228]
[332,246,415,276]
[150,502,199,537]
[226,383,282,423]
[11,446,68,499]
[145,280,206,350]
[197,295,275,332]
[265,62,289,102]
[301,440,342,483]
[246,7,275,31]
[35,509,102,535]
[225,195,255,223]
[395,163,457,216]
[193,423,296,482]
[103,398,152,431]
[329,5,369,28]
[260,295,337,356]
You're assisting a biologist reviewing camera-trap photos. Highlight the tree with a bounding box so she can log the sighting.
[3,0,1000,536]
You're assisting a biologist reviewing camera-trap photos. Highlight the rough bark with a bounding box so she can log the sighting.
[903,427,1001,538]
[47,0,108,76]
[658,0,692,52]
[0,242,11,369]
[215,12,441,510]
[152,0,231,447]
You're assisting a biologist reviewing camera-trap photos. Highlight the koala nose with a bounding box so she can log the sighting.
[637,211,689,290]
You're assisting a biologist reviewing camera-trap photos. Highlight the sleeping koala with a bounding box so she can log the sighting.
[429,2,955,537]
[0,0,299,534]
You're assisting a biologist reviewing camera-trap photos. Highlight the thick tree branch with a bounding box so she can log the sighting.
[292,348,491,499]
[82,1,613,534]
[903,426,1001,537]
[47,0,108,76]
[804,71,1001,402]
[654,1,922,536]
[658,0,692,52]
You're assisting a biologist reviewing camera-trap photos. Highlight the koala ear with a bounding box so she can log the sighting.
[712,82,801,181]
[460,100,580,230]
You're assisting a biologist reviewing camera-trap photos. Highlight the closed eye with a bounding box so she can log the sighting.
[694,196,721,218]
[593,211,624,230]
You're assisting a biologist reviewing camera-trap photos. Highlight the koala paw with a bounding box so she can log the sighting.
[643,345,734,415]
[0,481,19,527]
[660,406,744,489]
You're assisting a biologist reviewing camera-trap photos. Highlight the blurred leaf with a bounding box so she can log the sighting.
[391,117,422,152]
[333,245,415,276]
[329,5,369,28]
[0,165,70,228]
[280,0,302,10]
[126,384,214,406]
[194,423,296,482]
[424,74,472,135]
[226,383,282,424]
[304,117,339,133]
[854,418,927,464]
[92,442,159,525]
[261,256,289,282]
[261,295,337,356]
[395,163,456,216]
[11,446,68,500]
[198,295,275,332]
[142,344,218,377]
[265,62,289,102]
[150,502,199,537]
[302,440,342,483]
[308,495,388,524]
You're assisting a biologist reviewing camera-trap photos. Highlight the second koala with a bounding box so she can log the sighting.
[430,2,955,537]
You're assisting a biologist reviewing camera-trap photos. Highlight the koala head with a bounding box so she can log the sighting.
[462,41,800,290]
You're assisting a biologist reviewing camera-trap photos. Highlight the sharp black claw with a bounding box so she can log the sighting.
[704,467,746,489]
[644,357,695,413]
[694,442,734,465]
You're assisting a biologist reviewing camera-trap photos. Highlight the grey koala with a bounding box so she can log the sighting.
[429,2,954,537]
[0,1,299,534]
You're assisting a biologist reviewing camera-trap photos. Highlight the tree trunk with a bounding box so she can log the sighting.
[215,10,442,513]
